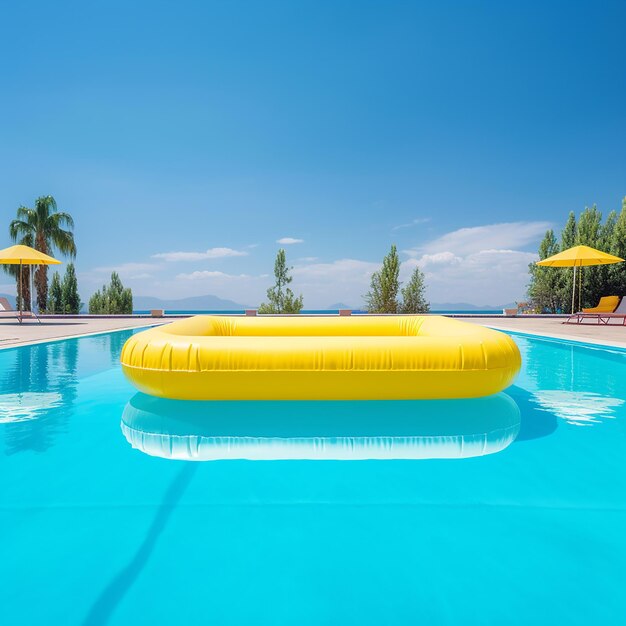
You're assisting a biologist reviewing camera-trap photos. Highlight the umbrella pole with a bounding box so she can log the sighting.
[19,262,23,320]
[572,264,577,314]
[579,265,582,312]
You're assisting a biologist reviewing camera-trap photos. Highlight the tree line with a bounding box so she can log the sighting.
[4,195,132,314]
[528,197,626,313]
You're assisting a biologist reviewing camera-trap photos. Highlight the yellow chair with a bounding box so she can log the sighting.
[582,296,620,313]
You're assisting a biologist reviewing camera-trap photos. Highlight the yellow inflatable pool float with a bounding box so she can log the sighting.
[121,315,520,400]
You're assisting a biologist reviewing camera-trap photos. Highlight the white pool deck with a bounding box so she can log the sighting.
[1,314,626,349]
[463,316,626,349]
[0,317,163,348]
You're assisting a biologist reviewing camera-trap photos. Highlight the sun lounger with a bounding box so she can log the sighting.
[565,296,626,325]
[0,297,15,317]
[0,297,41,324]
[582,296,620,313]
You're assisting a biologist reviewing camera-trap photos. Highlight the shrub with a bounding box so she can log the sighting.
[89,272,133,314]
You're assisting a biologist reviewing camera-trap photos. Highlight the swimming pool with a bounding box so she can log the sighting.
[0,329,625,625]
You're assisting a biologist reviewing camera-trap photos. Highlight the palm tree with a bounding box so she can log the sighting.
[9,196,77,311]
[2,232,33,310]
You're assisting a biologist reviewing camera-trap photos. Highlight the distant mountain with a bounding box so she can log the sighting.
[0,293,16,308]
[430,301,516,311]
[326,302,359,310]
[133,294,250,311]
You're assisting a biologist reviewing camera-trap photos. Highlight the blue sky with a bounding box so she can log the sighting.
[1,1,624,307]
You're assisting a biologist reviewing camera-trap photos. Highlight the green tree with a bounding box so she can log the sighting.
[609,197,626,294]
[106,272,133,314]
[600,210,617,249]
[528,229,563,313]
[9,196,76,311]
[88,291,103,314]
[559,211,577,313]
[366,244,401,313]
[258,249,303,314]
[88,272,133,314]
[400,266,429,313]
[575,205,602,246]
[48,272,63,314]
[61,263,81,314]
[561,211,577,249]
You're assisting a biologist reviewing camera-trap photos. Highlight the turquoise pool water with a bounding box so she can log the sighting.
[1,329,625,625]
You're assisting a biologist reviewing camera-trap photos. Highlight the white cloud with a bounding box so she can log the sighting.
[406,221,551,257]
[392,217,431,231]
[79,262,163,297]
[93,262,159,274]
[402,249,538,304]
[297,256,319,262]
[177,270,251,280]
[277,237,304,245]
[395,221,549,304]
[417,251,463,267]
[293,259,379,281]
[291,259,379,307]
[153,247,248,262]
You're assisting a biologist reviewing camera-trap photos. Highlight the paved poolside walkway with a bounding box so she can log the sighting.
[1,314,626,349]
[464,316,626,349]
[0,317,163,348]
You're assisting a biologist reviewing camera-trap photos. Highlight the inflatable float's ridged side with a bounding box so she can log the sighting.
[121,315,521,400]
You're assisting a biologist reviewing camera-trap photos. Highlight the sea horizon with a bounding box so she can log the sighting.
[131,309,504,315]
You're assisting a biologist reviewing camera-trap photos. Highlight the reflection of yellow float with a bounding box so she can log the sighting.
[121,392,521,461]
[121,316,521,401]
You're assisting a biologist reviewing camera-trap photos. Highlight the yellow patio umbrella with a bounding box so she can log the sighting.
[0,244,61,321]
[536,245,624,314]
